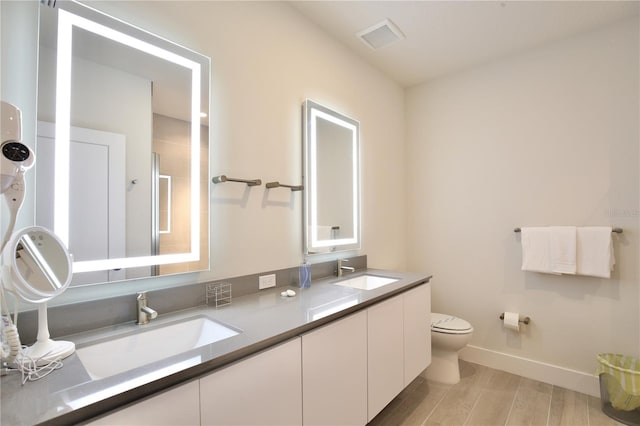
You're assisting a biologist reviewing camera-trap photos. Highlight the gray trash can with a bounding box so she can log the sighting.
[597,353,640,426]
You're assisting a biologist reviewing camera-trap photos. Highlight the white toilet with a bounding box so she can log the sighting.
[425,313,474,384]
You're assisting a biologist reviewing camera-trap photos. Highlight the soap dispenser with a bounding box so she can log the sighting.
[299,257,311,289]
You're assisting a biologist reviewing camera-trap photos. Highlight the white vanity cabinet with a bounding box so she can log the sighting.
[302,310,368,426]
[84,282,430,426]
[199,338,302,426]
[86,380,200,426]
[368,283,431,422]
[303,282,431,425]
[367,295,405,421]
[403,284,431,384]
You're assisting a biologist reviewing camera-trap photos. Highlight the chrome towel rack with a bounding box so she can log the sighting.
[514,227,622,234]
[265,182,304,191]
[212,175,262,186]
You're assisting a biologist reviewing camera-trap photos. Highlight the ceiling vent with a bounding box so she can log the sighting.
[356,18,405,50]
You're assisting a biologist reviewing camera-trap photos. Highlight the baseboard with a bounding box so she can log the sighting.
[460,345,600,397]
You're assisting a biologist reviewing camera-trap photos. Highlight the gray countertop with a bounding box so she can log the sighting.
[1,269,431,425]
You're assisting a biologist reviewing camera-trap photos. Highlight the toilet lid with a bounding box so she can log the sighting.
[431,313,473,333]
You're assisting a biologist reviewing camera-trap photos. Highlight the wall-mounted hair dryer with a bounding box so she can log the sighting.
[1,101,36,364]
[1,101,22,144]
[1,101,35,219]
[1,101,35,253]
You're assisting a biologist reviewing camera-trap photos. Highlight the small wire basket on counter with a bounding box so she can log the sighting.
[206,282,232,308]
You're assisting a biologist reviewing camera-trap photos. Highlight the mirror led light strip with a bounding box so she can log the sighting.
[309,107,359,248]
[55,9,201,272]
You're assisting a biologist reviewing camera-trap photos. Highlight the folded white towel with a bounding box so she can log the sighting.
[549,226,577,274]
[577,227,614,278]
[521,227,553,273]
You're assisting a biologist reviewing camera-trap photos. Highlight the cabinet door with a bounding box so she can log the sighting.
[302,310,367,426]
[404,283,431,385]
[87,380,200,426]
[367,296,404,422]
[200,338,302,426]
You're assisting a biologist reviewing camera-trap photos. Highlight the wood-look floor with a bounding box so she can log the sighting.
[368,360,623,426]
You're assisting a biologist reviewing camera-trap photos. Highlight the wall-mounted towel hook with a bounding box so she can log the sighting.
[212,175,261,187]
[265,182,304,191]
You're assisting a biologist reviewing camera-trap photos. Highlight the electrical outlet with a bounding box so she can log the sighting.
[259,274,276,290]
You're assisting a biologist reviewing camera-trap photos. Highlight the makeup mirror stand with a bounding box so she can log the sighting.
[22,302,75,364]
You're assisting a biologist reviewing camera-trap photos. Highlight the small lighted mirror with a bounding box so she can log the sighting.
[303,99,360,254]
[36,1,210,285]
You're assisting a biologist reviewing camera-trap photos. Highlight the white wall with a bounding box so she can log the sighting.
[406,18,639,387]
[1,1,407,303]
[91,0,407,277]
[0,1,39,234]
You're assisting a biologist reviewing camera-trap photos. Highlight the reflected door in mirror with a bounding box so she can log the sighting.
[36,122,127,285]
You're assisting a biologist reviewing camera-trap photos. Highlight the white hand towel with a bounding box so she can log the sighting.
[521,227,552,273]
[577,227,614,278]
[549,226,577,274]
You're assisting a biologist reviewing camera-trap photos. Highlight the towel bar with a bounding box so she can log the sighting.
[265,181,304,191]
[499,313,530,325]
[514,227,622,234]
[212,175,262,186]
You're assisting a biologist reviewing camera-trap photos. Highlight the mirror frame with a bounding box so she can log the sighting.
[303,99,361,254]
[40,1,209,275]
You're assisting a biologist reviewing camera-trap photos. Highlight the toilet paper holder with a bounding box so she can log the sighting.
[499,313,531,325]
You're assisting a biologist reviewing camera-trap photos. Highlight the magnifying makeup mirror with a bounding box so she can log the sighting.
[2,226,74,364]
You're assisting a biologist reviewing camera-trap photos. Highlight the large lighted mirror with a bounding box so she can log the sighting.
[35,1,210,286]
[303,99,360,254]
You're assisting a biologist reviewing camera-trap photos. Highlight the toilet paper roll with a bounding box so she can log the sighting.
[503,312,520,332]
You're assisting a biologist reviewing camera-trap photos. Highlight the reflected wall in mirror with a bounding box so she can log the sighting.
[35,1,210,286]
[303,99,360,254]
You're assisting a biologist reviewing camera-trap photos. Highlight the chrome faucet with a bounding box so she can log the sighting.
[136,291,158,325]
[337,259,355,277]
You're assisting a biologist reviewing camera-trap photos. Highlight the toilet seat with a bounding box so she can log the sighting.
[431,313,473,334]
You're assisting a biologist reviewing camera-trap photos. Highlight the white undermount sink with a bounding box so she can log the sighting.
[76,316,240,380]
[332,274,399,291]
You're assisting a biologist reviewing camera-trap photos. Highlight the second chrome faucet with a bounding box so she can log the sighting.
[337,259,355,277]
[136,291,158,325]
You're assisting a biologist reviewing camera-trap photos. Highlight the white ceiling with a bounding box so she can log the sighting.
[289,1,639,88]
